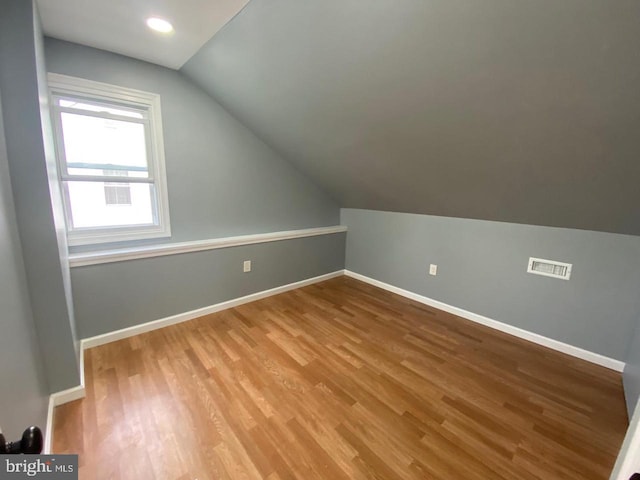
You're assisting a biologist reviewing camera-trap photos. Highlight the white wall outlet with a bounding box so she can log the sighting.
[243,260,252,273]
[429,264,438,276]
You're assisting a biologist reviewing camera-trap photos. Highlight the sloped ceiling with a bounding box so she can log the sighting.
[37,0,249,69]
[182,0,640,235]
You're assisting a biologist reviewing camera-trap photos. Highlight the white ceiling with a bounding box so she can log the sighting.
[36,0,250,70]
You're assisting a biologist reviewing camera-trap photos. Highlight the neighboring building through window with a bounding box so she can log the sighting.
[103,170,132,206]
[48,73,171,246]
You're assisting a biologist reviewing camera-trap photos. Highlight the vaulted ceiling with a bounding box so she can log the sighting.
[181,0,640,235]
[36,0,249,69]
[38,0,640,235]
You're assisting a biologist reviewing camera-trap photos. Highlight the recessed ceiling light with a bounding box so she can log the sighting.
[146,17,174,34]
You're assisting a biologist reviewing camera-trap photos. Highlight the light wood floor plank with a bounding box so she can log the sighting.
[54,276,628,479]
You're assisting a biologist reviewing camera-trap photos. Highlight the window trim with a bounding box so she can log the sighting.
[48,73,171,246]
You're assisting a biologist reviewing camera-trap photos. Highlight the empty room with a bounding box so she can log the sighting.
[1,0,640,479]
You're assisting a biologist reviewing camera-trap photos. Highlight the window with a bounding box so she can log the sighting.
[48,74,171,246]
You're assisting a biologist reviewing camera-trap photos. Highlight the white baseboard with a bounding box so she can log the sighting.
[610,398,640,480]
[44,396,54,454]
[44,346,88,453]
[82,270,344,349]
[344,270,625,372]
[44,384,86,454]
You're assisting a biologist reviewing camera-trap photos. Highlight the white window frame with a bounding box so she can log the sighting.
[48,73,171,246]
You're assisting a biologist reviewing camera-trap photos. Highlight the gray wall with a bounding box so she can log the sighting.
[44,38,339,254]
[183,0,640,236]
[0,0,79,392]
[0,89,49,440]
[72,233,345,338]
[44,38,344,339]
[623,314,640,416]
[34,2,80,364]
[342,208,640,361]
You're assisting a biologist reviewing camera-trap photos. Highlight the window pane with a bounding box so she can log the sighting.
[58,98,144,119]
[66,181,157,228]
[60,112,149,176]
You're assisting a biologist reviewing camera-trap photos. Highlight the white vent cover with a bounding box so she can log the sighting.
[527,257,572,280]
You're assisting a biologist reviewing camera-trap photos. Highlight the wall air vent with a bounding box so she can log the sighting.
[527,257,572,280]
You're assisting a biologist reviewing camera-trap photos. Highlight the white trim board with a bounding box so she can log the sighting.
[344,270,625,372]
[44,397,55,454]
[69,225,347,267]
[610,398,640,480]
[44,385,86,454]
[44,350,87,453]
[81,270,344,349]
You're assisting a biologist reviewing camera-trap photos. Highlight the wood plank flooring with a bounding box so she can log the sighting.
[53,276,628,479]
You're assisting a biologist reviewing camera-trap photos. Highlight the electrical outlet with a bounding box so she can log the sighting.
[429,264,438,276]
[243,260,252,273]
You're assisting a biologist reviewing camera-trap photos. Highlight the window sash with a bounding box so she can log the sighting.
[61,180,161,232]
[55,104,149,125]
[52,103,154,181]
[52,93,149,120]
[59,174,154,184]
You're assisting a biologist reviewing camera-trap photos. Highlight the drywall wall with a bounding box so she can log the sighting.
[0,89,49,441]
[623,314,640,416]
[44,38,339,253]
[0,0,79,392]
[183,0,640,235]
[342,209,640,361]
[34,2,80,365]
[71,233,346,338]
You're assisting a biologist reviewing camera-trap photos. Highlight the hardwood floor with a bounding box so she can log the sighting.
[53,276,628,479]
